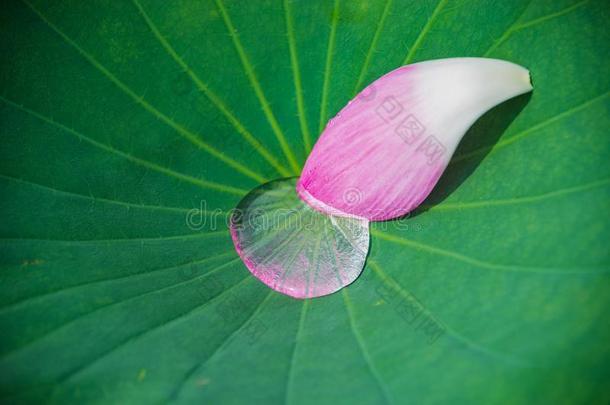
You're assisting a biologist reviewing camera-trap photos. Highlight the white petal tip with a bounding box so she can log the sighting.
[524,70,534,91]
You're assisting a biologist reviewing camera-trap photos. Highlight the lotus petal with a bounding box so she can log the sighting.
[297,57,532,220]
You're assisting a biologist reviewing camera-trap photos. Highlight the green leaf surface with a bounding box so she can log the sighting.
[1,0,609,403]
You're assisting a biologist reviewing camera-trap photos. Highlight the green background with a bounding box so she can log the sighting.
[1,0,609,403]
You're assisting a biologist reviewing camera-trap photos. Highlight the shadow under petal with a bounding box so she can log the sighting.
[409,92,532,218]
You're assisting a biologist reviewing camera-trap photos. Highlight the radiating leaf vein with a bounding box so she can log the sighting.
[342,289,393,404]
[427,178,610,211]
[451,90,610,164]
[55,261,250,386]
[284,0,313,156]
[372,230,607,274]
[131,0,291,177]
[167,291,275,402]
[21,0,267,183]
[0,96,247,196]
[214,0,301,175]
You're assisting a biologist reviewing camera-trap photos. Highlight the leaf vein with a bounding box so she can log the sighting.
[427,178,610,211]
[402,0,449,64]
[21,0,266,183]
[284,0,313,155]
[285,299,309,405]
[368,260,533,367]
[450,90,610,164]
[342,289,393,404]
[372,230,608,275]
[214,0,301,174]
[484,0,589,56]
[0,173,230,215]
[353,0,393,95]
[132,0,291,177]
[0,96,247,196]
[318,0,340,134]
[0,229,228,245]
[167,291,275,402]
[55,260,250,385]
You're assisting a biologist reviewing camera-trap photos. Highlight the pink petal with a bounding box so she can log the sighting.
[298,58,532,220]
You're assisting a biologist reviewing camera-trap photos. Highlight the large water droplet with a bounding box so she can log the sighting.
[230,178,370,299]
